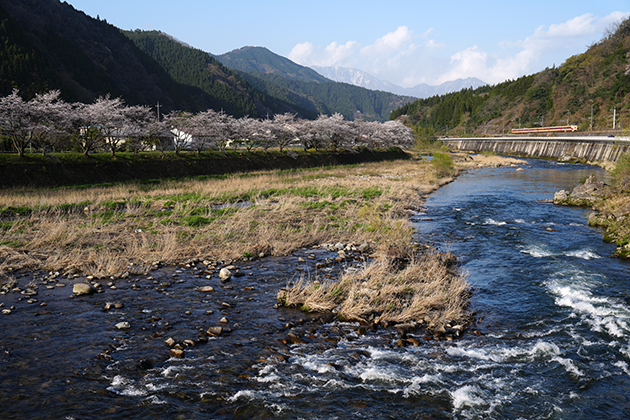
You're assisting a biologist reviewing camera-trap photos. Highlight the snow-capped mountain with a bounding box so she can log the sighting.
[311,65,486,99]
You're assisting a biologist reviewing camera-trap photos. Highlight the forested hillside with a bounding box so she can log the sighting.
[129,33,416,121]
[391,17,630,137]
[0,0,309,117]
[239,71,415,121]
[216,46,329,83]
[123,31,320,118]
[217,46,417,121]
[0,0,231,112]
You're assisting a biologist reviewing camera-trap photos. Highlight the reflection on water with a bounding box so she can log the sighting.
[1,159,629,419]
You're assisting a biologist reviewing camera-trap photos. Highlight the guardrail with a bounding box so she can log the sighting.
[441,136,630,143]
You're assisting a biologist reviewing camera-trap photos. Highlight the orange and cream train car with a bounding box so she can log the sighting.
[511,125,578,134]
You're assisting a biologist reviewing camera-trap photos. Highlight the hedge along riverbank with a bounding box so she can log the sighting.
[0,148,409,188]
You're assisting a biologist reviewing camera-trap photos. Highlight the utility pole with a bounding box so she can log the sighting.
[567,111,570,125]
[613,107,616,129]
[156,101,162,122]
[590,105,593,131]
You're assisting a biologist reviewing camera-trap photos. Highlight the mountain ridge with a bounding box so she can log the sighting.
[204,45,418,121]
[312,65,487,98]
[216,46,329,84]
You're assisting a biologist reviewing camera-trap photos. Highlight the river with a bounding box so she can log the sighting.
[1,158,629,419]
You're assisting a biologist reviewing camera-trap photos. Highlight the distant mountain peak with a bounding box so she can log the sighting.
[311,65,486,98]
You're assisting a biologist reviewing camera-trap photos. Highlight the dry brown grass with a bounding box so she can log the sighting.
[278,252,470,327]
[0,156,517,280]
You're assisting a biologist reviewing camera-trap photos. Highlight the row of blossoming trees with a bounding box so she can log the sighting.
[0,90,415,157]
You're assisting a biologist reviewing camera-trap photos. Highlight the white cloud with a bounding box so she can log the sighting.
[437,11,630,85]
[288,41,316,65]
[289,40,360,67]
[360,26,413,56]
[289,26,440,86]
[290,11,630,88]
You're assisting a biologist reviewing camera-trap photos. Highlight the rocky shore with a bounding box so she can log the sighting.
[0,238,482,375]
[553,173,630,258]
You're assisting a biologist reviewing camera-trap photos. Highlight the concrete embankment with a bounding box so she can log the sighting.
[442,136,630,163]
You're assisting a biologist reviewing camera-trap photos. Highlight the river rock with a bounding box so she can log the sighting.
[554,175,605,206]
[170,348,184,358]
[219,268,232,282]
[73,283,96,296]
[570,175,605,203]
[115,322,131,330]
[198,286,215,293]
[206,326,223,337]
[138,358,153,370]
[553,190,569,204]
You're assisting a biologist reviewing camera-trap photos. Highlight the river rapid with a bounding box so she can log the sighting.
[1,158,629,419]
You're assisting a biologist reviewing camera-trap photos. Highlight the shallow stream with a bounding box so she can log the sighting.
[1,158,629,419]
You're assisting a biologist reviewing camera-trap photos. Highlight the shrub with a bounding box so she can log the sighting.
[612,152,630,184]
[432,152,455,177]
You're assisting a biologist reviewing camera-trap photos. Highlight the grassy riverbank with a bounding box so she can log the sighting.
[0,153,525,329]
[0,148,408,187]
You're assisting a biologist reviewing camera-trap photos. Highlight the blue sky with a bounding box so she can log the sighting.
[65,0,629,87]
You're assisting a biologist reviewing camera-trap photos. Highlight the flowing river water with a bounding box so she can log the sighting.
[1,158,630,419]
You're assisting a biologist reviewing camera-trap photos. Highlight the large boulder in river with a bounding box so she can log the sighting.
[570,175,605,204]
[554,175,605,206]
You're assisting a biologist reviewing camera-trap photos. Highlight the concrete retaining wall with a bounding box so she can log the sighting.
[442,136,630,162]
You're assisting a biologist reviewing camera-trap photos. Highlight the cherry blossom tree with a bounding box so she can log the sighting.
[0,90,31,157]
[236,116,260,151]
[311,113,355,150]
[271,113,298,152]
[90,96,129,157]
[258,118,276,152]
[69,102,101,157]
[163,111,194,154]
[0,90,417,156]
[143,120,173,155]
[122,104,152,154]
[218,112,237,153]
[28,90,73,155]
[379,120,415,149]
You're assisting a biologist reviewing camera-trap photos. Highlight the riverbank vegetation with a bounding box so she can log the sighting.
[586,153,630,258]
[0,148,409,187]
[0,154,524,329]
[0,159,435,277]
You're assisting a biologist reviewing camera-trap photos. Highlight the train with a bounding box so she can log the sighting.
[511,125,578,134]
